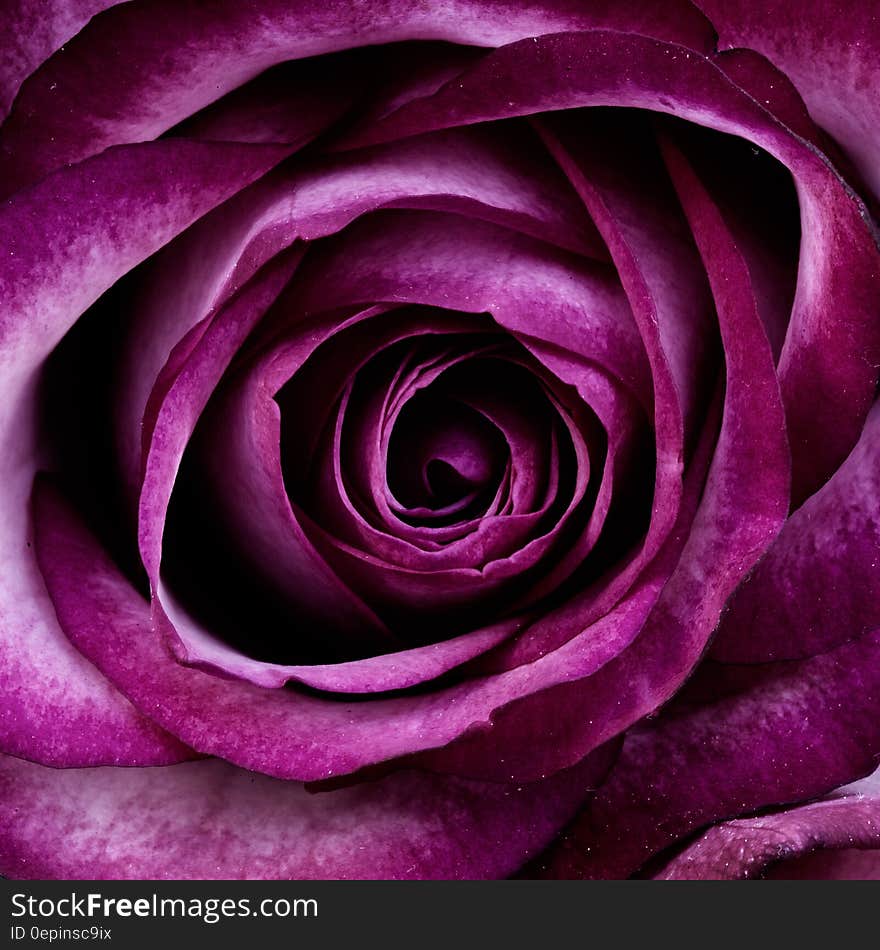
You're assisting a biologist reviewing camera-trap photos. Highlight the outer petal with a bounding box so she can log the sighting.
[657,768,880,880]
[711,400,880,663]
[0,0,715,191]
[33,479,642,781]
[0,139,286,766]
[535,632,880,879]
[0,0,123,118]
[0,747,613,880]
[696,0,880,200]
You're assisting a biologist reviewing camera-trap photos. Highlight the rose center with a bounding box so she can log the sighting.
[386,392,508,513]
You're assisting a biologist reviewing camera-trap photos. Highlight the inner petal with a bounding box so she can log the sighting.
[386,393,508,513]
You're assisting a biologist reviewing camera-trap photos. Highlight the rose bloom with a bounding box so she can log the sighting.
[0,0,878,881]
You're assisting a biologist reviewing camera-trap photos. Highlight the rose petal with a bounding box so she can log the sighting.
[0,0,123,118]
[160,611,521,695]
[538,638,880,878]
[0,745,614,880]
[763,851,880,880]
[711,400,880,663]
[0,0,715,191]
[167,53,363,146]
[416,128,790,780]
[163,353,394,658]
[657,767,880,880]
[696,0,880,200]
[346,29,880,502]
[291,210,650,404]
[0,139,285,766]
[188,214,635,627]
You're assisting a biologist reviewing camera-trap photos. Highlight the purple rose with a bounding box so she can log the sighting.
[1,0,878,880]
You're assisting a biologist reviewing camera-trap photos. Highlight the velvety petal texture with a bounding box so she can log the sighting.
[0,748,613,880]
[1,0,879,882]
[657,767,880,880]
[0,0,124,118]
[533,627,880,879]
[342,28,880,502]
[0,140,286,766]
[0,0,716,193]
[696,0,880,199]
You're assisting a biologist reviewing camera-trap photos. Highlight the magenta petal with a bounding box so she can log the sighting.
[161,615,520,694]
[0,747,612,880]
[1,140,286,389]
[696,0,880,200]
[0,0,123,117]
[119,126,603,497]
[169,55,361,146]
[282,126,603,255]
[714,47,828,154]
[657,767,880,880]
[418,129,790,781]
[292,211,650,404]
[346,29,880,502]
[540,635,880,879]
[308,125,606,257]
[32,481,657,781]
[138,280,506,693]
[712,400,880,663]
[0,140,283,766]
[0,0,714,191]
